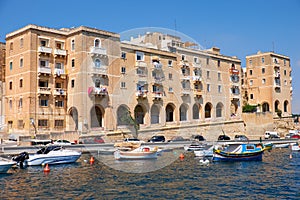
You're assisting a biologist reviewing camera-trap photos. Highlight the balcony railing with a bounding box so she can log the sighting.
[192,62,201,68]
[136,90,148,98]
[54,49,67,56]
[91,87,108,96]
[180,60,189,67]
[181,88,191,95]
[181,75,190,81]
[135,61,147,68]
[153,77,164,85]
[229,68,239,75]
[91,67,108,77]
[38,46,52,54]
[38,87,51,95]
[53,88,66,96]
[38,66,51,74]
[90,47,107,57]
[192,76,202,82]
[152,92,163,100]
[54,69,66,77]
[153,62,163,69]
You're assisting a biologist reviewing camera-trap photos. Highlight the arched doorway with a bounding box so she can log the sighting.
[68,107,78,130]
[117,105,130,126]
[216,102,224,118]
[179,104,188,121]
[262,102,270,112]
[204,103,212,118]
[134,105,145,125]
[90,105,103,128]
[151,104,160,124]
[284,100,289,112]
[274,100,280,111]
[192,103,200,120]
[166,104,175,122]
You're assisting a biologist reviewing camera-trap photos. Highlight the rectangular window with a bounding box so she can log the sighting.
[40,60,49,67]
[250,94,254,99]
[56,42,63,49]
[249,80,253,86]
[121,67,126,74]
[136,52,144,61]
[9,100,12,109]
[18,120,24,129]
[169,87,173,92]
[39,80,48,87]
[207,71,210,79]
[262,78,266,84]
[121,82,126,88]
[40,40,47,47]
[55,120,64,127]
[168,60,173,67]
[217,60,220,67]
[40,99,49,107]
[9,81,12,90]
[121,52,126,59]
[71,39,75,51]
[207,84,210,92]
[55,62,63,69]
[20,79,23,87]
[206,58,209,65]
[9,62,13,71]
[249,70,253,75]
[181,55,186,61]
[284,59,286,66]
[218,85,222,93]
[10,42,13,51]
[249,59,252,65]
[71,79,75,88]
[262,68,265,74]
[20,38,23,48]
[284,70,287,76]
[19,98,23,108]
[55,100,64,107]
[218,72,221,81]
[38,119,48,127]
[72,59,75,68]
[194,57,198,63]
[169,73,173,80]
[262,57,265,63]
[20,58,23,67]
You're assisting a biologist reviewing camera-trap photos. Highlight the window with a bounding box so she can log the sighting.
[94,39,101,47]
[207,84,210,92]
[121,66,126,74]
[168,60,173,67]
[9,100,12,109]
[121,82,126,88]
[169,87,173,92]
[20,79,23,88]
[169,73,173,80]
[9,62,12,71]
[121,52,126,59]
[206,58,209,65]
[40,99,49,107]
[40,60,49,68]
[9,81,12,90]
[94,59,101,68]
[218,72,221,81]
[136,52,144,61]
[40,40,47,47]
[55,120,64,127]
[249,70,253,75]
[18,120,24,129]
[181,54,186,61]
[72,59,75,68]
[71,79,75,88]
[284,70,287,76]
[194,57,199,63]
[207,71,210,79]
[10,42,13,50]
[249,80,253,86]
[250,94,254,99]
[217,60,220,67]
[56,42,63,49]
[38,119,48,127]
[39,80,48,87]
[262,68,265,74]
[249,59,252,65]
[55,82,62,88]
[20,38,23,48]
[19,98,23,108]
[262,57,265,63]
[284,80,287,86]
[55,62,63,69]
[262,78,266,84]
[55,100,64,107]
[284,59,286,66]
[71,39,75,51]
[218,85,222,93]
[20,58,23,68]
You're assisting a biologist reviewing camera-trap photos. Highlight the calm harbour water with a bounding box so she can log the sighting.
[0,148,299,199]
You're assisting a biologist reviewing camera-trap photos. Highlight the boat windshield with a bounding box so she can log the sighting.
[36,145,63,154]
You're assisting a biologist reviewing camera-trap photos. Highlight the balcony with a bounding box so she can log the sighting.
[38,46,52,54]
[181,75,190,81]
[180,60,189,67]
[153,77,164,85]
[230,93,240,99]
[38,87,51,96]
[194,89,202,97]
[136,90,148,99]
[90,47,107,57]
[54,49,67,57]
[91,67,108,77]
[192,76,202,82]
[89,86,108,96]
[152,92,163,100]
[181,88,191,96]
[229,68,239,75]
[38,66,51,75]
[135,61,147,68]
[54,69,66,78]
[230,74,239,83]
[53,88,66,96]
[192,62,201,68]
[153,62,163,69]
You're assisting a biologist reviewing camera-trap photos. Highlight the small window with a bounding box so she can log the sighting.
[20,38,23,48]
[284,70,287,76]
[250,94,254,99]
[55,100,64,107]
[9,100,12,109]
[218,85,222,93]
[136,52,144,61]
[284,59,286,66]
[168,60,173,67]
[217,60,220,67]
[249,59,252,65]
[249,70,253,75]
[121,66,126,74]
[55,62,63,69]
[19,98,23,108]
[262,78,266,84]
[71,79,75,88]
[194,57,198,63]
[40,99,49,107]
[207,84,210,92]
[72,59,75,68]
[249,80,253,86]
[40,40,47,47]
[169,87,173,92]
[206,58,209,65]
[218,72,221,81]
[18,120,24,129]
[71,39,75,51]
[10,42,13,50]
[9,62,13,71]
[20,58,23,68]
[56,42,63,49]
[55,120,64,127]
[95,59,101,68]
[20,79,23,88]
[121,82,126,88]
[284,80,287,86]
[9,81,12,90]
[38,119,48,127]
[262,57,265,63]
[94,39,101,48]
[169,73,173,80]
[262,68,265,74]
[181,54,186,61]
[207,71,210,79]
[121,52,126,59]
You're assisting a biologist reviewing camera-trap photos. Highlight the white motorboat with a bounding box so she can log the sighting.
[184,143,205,151]
[194,145,214,157]
[291,143,300,151]
[0,157,16,173]
[114,145,158,160]
[13,145,81,166]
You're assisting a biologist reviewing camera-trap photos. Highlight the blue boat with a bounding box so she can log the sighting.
[213,143,265,161]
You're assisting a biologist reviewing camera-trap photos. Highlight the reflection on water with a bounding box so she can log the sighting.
[0,148,299,199]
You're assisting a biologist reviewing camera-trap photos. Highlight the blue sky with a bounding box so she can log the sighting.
[1,0,300,113]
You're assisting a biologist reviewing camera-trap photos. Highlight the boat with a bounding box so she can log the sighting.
[213,143,265,161]
[13,145,81,166]
[184,142,205,151]
[194,145,214,157]
[0,157,16,173]
[290,143,300,151]
[114,143,158,160]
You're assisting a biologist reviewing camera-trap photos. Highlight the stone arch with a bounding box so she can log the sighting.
[204,102,213,118]
[284,100,289,112]
[216,102,224,118]
[134,104,146,125]
[68,107,78,131]
[274,100,280,111]
[117,105,130,126]
[151,104,160,124]
[90,105,104,128]
[179,103,188,121]
[192,103,201,120]
[262,102,270,112]
[166,103,176,122]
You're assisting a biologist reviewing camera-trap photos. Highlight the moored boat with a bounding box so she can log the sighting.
[213,143,265,161]
[0,157,16,173]
[114,144,158,160]
[290,143,300,151]
[184,142,205,151]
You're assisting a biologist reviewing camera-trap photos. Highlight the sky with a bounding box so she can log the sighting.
[0,0,299,113]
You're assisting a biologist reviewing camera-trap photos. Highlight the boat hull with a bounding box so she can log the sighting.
[213,152,263,161]
[0,161,16,173]
[114,150,158,160]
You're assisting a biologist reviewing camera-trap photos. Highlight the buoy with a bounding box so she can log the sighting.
[43,164,50,173]
[179,153,184,159]
[90,156,95,164]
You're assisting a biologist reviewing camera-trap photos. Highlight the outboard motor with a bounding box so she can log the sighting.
[12,152,29,168]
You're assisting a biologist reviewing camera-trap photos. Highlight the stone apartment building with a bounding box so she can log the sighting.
[0,42,5,130]
[245,51,292,117]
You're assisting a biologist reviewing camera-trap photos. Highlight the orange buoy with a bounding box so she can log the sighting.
[90,156,95,164]
[44,164,50,173]
[179,153,184,159]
